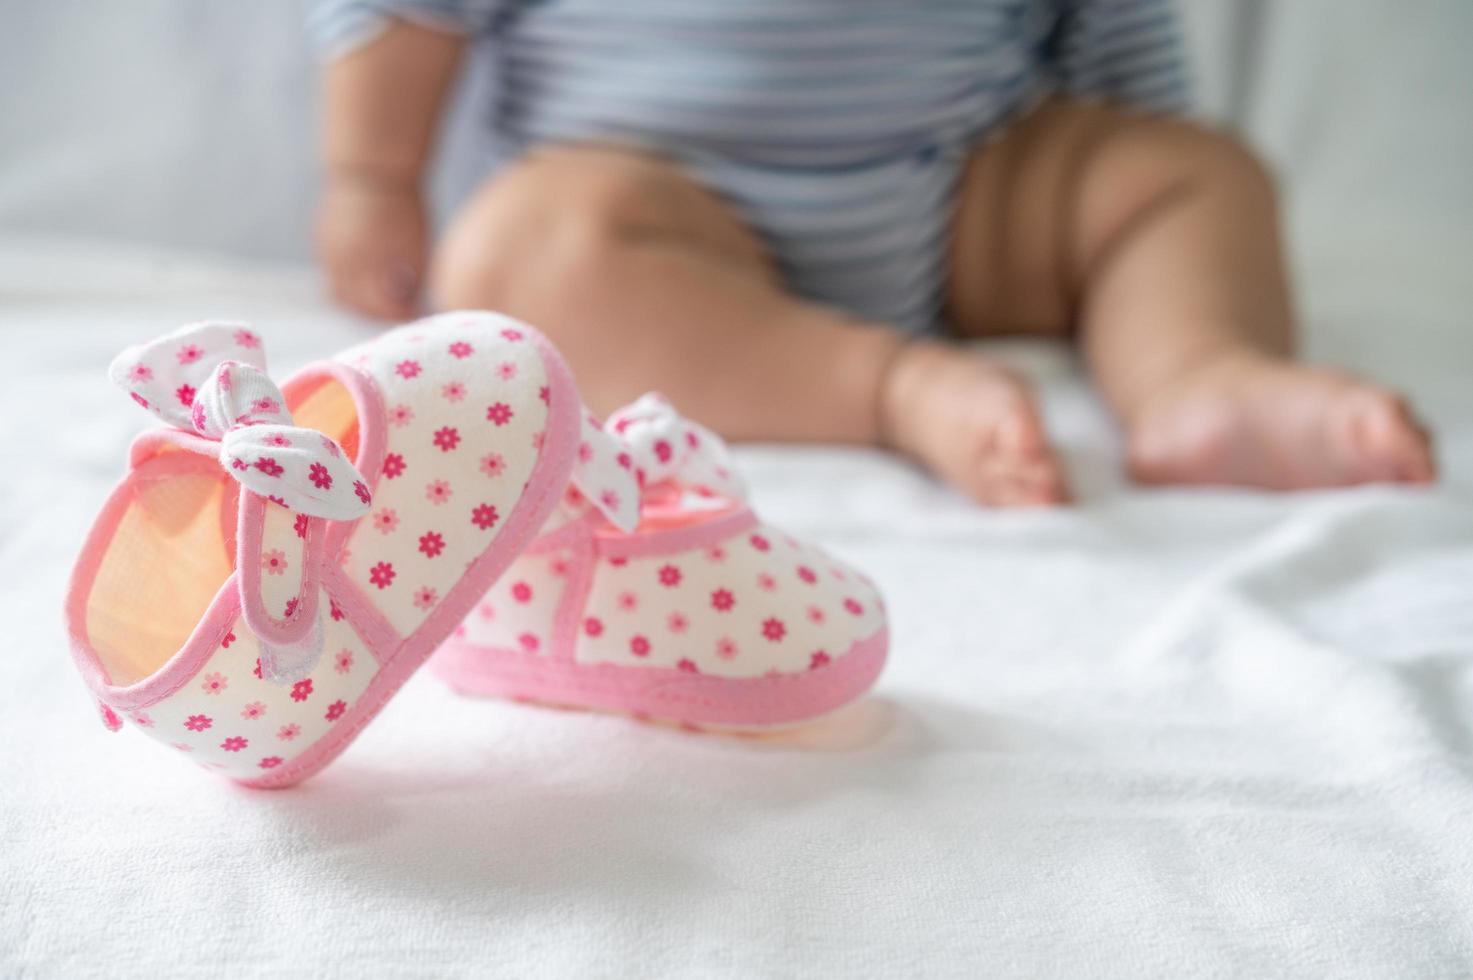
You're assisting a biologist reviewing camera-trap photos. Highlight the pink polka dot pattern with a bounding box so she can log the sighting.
[69,312,573,784]
[130,610,376,773]
[333,313,552,637]
[457,502,886,683]
[468,551,570,657]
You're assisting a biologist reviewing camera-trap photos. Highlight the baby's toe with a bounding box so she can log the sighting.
[1336,389,1436,484]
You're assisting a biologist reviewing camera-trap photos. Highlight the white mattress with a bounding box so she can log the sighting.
[2,231,1471,977]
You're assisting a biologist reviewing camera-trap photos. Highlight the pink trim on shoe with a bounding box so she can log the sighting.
[547,535,596,664]
[66,318,584,787]
[279,361,388,559]
[433,626,889,729]
[65,449,239,706]
[236,490,324,649]
[435,398,889,730]
[594,505,755,560]
[243,332,584,788]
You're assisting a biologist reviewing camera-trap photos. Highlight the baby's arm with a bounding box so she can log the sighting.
[317,20,464,319]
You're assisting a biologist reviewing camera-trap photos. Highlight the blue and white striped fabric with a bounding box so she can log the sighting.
[309,0,1189,330]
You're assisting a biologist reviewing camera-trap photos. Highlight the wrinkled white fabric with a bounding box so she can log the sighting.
[3,232,1471,977]
[5,2,1473,972]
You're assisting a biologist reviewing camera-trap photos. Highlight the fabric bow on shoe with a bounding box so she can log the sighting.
[571,392,746,531]
[109,322,372,521]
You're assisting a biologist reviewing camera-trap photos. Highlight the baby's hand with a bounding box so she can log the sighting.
[316,173,428,321]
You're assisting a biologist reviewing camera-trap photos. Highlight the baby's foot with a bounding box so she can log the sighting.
[881,341,1069,506]
[1127,353,1435,490]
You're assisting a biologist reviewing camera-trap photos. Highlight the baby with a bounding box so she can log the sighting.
[311,0,1434,505]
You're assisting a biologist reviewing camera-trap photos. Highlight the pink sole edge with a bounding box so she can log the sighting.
[429,626,889,730]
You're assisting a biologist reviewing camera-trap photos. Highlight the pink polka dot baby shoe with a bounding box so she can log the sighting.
[66,313,580,785]
[432,394,889,729]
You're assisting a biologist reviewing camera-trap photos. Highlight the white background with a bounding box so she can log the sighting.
[2,2,1472,977]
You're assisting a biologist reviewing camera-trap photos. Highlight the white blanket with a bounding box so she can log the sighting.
[5,0,1473,974]
[2,231,1471,977]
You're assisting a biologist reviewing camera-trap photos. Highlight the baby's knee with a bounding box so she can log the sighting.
[430,146,695,313]
[1108,116,1277,207]
[1174,122,1275,204]
[1069,113,1278,262]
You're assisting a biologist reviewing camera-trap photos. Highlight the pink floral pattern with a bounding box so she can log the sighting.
[566,393,746,533]
[328,312,553,647]
[89,313,556,779]
[462,510,885,681]
[369,561,395,589]
[433,426,460,452]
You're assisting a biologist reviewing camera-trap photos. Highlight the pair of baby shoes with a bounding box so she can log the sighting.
[66,314,888,786]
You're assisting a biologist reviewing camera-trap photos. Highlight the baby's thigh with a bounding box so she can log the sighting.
[945,98,1121,338]
[948,98,1213,338]
[431,144,775,307]
[946,98,1265,339]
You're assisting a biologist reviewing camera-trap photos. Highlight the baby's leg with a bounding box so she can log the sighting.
[949,99,1434,489]
[433,145,898,443]
[433,144,1064,505]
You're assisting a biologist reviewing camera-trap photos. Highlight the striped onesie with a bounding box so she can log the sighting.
[311,0,1189,331]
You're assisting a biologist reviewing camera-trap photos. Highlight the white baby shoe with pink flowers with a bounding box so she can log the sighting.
[432,394,889,729]
[66,313,580,785]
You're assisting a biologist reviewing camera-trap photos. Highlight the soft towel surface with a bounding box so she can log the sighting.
[2,233,1471,977]
[6,1,1473,973]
